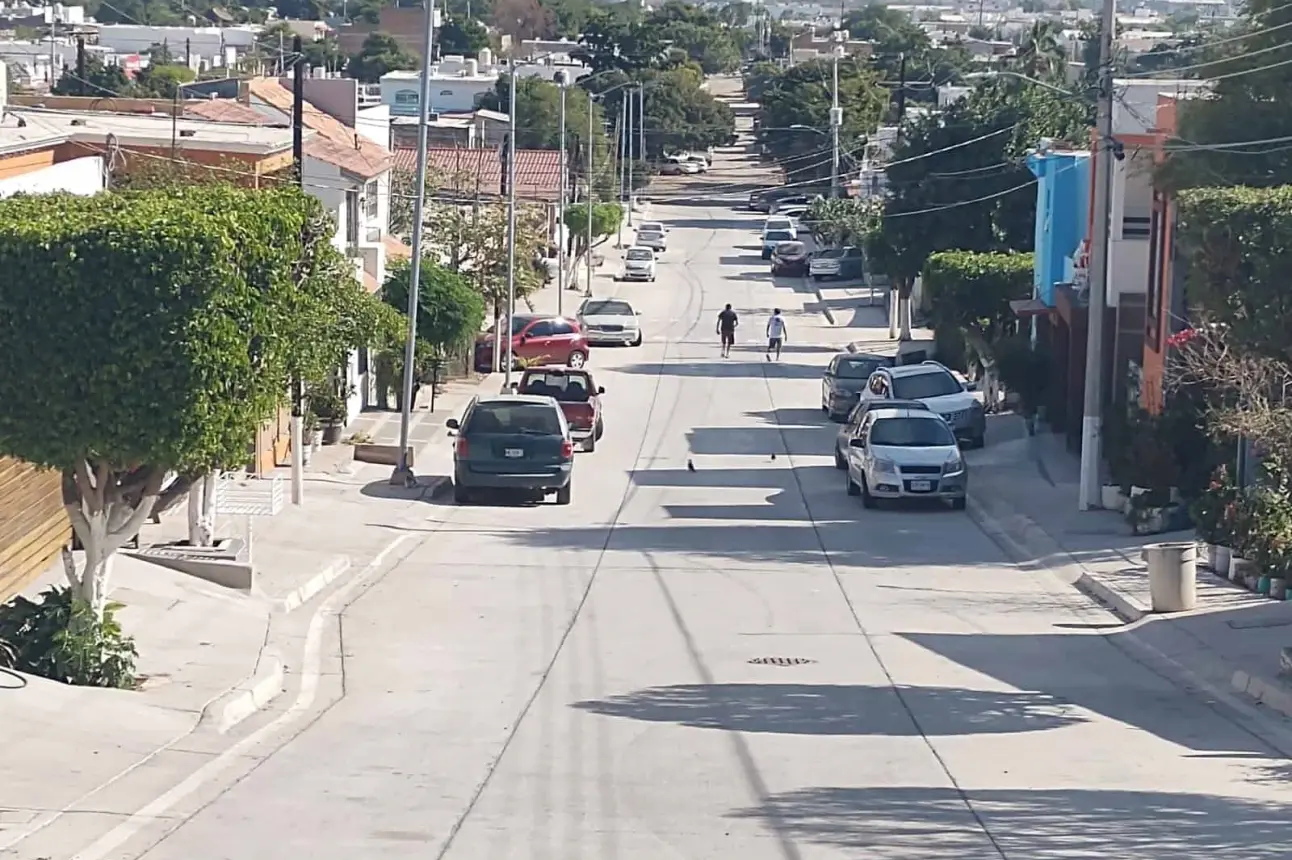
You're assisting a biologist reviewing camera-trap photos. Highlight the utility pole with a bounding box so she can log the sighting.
[638,86,646,176]
[829,36,843,198]
[504,60,519,388]
[625,88,634,227]
[895,52,907,138]
[556,70,568,312]
[290,36,305,506]
[616,96,626,247]
[1078,0,1117,511]
[391,0,437,487]
[586,98,595,297]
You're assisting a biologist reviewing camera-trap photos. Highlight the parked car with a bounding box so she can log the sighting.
[858,361,986,448]
[514,365,605,452]
[473,314,590,371]
[635,228,667,252]
[834,398,929,467]
[749,187,807,213]
[762,215,797,239]
[769,195,810,214]
[844,406,967,509]
[809,246,866,281]
[637,220,668,235]
[448,395,575,504]
[621,246,657,281]
[577,297,643,346]
[659,155,702,175]
[820,351,896,421]
[771,241,809,276]
[679,153,709,172]
[761,228,796,259]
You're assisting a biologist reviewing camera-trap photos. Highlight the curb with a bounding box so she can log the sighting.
[278,556,352,615]
[201,648,286,734]
[808,277,836,325]
[967,488,1292,721]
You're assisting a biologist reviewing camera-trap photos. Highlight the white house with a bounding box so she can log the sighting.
[380,51,591,118]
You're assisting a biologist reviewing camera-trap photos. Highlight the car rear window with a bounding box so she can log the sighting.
[584,300,634,315]
[891,370,963,400]
[519,371,592,402]
[626,249,653,261]
[870,416,955,447]
[836,357,882,379]
[766,230,794,242]
[466,402,564,434]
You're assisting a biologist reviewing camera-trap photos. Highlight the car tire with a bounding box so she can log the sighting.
[834,447,847,470]
[567,350,587,368]
[594,419,604,440]
[950,496,967,511]
[829,411,846,423]
[555,482,572,505]
[631,332,643,346]
[452,482,471,504]
[846,470,860,496]
[860,477,876,509]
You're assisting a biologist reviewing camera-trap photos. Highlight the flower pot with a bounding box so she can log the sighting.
[1231,555,1253,583]
[311,429,324,449]
[321,419,344,445]
[300,443,313,466]
[1208,544,1232,577]
[1101,484,1127,512]
[1270,578,1287,600]
[1258,574,1272,595]
[1245,573,1261,591]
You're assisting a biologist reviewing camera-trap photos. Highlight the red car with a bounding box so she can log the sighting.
[474,314,590,372]
[514,366,605,451]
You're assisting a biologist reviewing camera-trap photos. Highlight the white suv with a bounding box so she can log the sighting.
[858,361,986,448]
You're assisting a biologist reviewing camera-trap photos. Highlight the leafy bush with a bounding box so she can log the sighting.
[1191,465,1238,545]
[992,334,1051,416]
[0,587,137,688]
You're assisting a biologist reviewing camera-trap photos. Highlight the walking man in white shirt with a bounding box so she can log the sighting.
[765,308,787,361]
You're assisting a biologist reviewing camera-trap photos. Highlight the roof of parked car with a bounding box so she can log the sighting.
[886,361,955,378]
[867,406,946,422]
[476,393,560,406]
[862,398,930,410]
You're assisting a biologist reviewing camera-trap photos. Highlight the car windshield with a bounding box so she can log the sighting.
[817,249,845,259]
[777,242,805,254]
[870,416,956,448]
[519,372,592,403]
[626,249,653,261]
[835,357,882,379]
[765,230,794,242]
[466,402,564,434]
[891,370,964,400]
[583,300,634,316]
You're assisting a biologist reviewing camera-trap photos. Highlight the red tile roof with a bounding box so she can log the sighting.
[392,147,561,201]
[245,78,391,179]
[184,100,268,124]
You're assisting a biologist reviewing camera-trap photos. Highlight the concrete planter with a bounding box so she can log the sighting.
[1270,578,1287,600]
[1231,555,1254,583]
[1101,484,1128,512]
[1207,544,1232,577]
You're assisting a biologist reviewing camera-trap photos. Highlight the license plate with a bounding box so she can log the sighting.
[504,448,524,458]
[910,480,932,492]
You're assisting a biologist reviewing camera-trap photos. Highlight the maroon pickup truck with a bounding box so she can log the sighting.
[515,366,605,452]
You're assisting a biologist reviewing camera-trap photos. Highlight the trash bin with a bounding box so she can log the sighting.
[1141,541,1198,612]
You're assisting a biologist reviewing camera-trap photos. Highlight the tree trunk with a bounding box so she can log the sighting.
[186,470,218,547]
[898,278,914,342]
[61,462,164,618]
[888,285,900,339]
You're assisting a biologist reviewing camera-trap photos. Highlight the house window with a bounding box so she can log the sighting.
[345,189,360,246]
[439,89,454,96]
[1145,191,1163,350]
[394,91,418,105]
[364,180,378,219]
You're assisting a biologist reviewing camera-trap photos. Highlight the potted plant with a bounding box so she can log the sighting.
[1190,465,1236,575]
[1123,414,1181,535]
[304,410,324,450]
[309,387,348,445]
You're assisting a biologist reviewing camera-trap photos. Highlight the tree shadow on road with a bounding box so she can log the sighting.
[727,785,1292,858]
[617,361,822,380]
[572,683,1083,736]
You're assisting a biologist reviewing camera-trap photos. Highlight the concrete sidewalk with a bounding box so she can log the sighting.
[967,417,1292,722]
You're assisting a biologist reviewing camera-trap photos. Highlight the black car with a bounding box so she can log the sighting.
[772,241,809,275]
[821,352,896,421]
[833,398,931,468]
[447,394,575,504]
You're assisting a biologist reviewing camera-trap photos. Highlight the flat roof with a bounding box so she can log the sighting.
[7,107,301,155]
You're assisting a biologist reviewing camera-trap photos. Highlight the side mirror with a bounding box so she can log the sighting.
[597,386,606,394]
[849,438,866,449]
[963,381,978,392]
[519,334,528,343]
[508,381,519,391]
[446,418,460,430]
[635,311,642,315]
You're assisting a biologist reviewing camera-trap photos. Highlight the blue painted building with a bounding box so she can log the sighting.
[1027,150,1091,307]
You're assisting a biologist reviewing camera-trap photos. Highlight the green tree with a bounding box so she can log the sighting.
[302,36,345,70]
[276,0,327,19]
[132,62,197,99]
[437,17,491,56]
[639,68,737,157]
[0,185,377,617]
[756,57,887,179]
[742,60,781,101]
[1015,20,1065,80]
[480,74,607,152]
[922,250,1033,367]
[52,55,130,96]
[564,201,623,266]
[382,258,486,354]
[347,31,417,82]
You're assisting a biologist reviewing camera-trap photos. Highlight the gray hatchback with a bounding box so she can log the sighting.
[447,394,574,505]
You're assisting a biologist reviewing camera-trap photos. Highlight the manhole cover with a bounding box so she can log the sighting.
[748,657,816,666]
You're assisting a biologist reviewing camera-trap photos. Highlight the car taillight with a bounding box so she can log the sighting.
[456,437,469,456]
[561,439,574,459]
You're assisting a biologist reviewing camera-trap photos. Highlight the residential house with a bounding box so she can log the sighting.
[236,76,394,419]
[379,52,591,118]
[389,108,508,149]
[392,145,561,201]
[789,30,874,65]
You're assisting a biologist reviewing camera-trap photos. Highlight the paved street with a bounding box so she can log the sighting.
[19,147,1292,860]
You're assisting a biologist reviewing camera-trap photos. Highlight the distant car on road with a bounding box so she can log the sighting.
[809,246,865,281]
[762,215,797,240]
[659,155,702,175]
[620,246,657,281]
[761,228,796,259]
[635,228,667,252]
[844,406,968,509]
[514,365,605,452]
[769,195,810,214]
[771,240,809,276]
[577,297,643,347]
[820,352,896,421]
[447,395,575,505]
[474,314,590,371]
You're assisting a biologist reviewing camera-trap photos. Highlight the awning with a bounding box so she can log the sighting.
[1010,298,1054,318]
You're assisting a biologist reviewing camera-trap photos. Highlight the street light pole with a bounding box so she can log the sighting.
[556,70,568,314]
[829,38,843,198]
[1077,0,1117,511]
[391,0,436,487]
[626,88,634,227]
[504,60,519,389]
[586,95,594,297]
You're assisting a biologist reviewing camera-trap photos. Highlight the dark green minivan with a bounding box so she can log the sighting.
[447,394,575,505]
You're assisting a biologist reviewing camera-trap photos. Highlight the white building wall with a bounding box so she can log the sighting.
[93,25,258,56]
[355,104,390,148]
[0,156,104,197]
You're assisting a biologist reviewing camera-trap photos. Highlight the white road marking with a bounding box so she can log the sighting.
[67,534,416,860]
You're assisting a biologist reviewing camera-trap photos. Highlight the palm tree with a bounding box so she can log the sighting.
[1016,20,1066,80]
